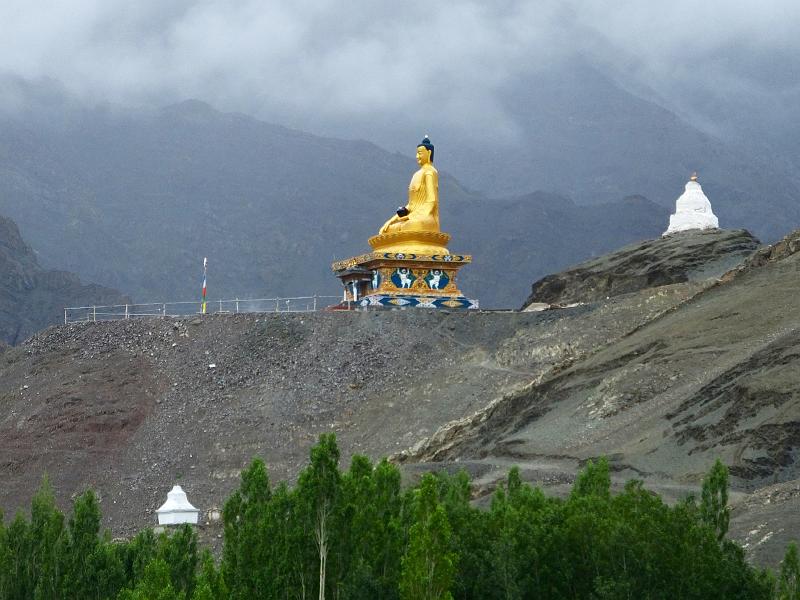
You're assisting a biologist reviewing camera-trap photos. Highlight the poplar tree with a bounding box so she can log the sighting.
[158,524,198,598]
[399,474,457,600]
[195,549,228,600]
[64,490,104,599]
[120,528,158,588]
[296,433,342,600]
[368,458,404,598]
[222,457,272,599]
[336,454,378,598]
[700,459,730,542]
[570,457,611,500]
[779,542,800,600]
[0,509,9,599]
[4,514,33,600]
[29,477,65,600]
[117,558,184,600]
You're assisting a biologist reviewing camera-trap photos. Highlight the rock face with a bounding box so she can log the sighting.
[521,228,759,308]
[0,214,129,345]
[663,176,720,235]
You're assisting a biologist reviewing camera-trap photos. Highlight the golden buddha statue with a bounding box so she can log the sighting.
[369,136,451,255]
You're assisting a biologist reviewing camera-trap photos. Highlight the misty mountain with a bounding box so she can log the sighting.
[368,60,800,244]
[0,214,128,344]
[0,94,668,308]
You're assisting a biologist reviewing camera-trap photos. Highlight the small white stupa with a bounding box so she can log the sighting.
[663,173,719,236]
[156,485,200,525]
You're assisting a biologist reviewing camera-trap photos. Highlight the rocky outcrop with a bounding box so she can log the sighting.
[521,228,759,309]
[726,228,800,274]
[0,214,129,344]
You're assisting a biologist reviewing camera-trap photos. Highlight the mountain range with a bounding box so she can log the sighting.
[0,214,127,345]
[0,90,667,310]
[1,61,799,315]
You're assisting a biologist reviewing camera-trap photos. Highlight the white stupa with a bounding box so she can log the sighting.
[663,173,719,236]
[156,485,200,525]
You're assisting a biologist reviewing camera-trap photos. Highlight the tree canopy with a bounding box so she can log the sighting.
[0,436,787,599]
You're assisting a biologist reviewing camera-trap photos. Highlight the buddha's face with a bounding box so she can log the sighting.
[416,146,431,166]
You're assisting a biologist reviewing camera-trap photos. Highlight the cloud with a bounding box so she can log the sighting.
[1,1,798,142]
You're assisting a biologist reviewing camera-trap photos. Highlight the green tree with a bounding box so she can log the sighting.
[399,474,457,600]
[195,549,228,600]
[485,487,522,600]
[63,490,127,599]
[29,477,66,600]
[120,528,158,589]
[190,582,214,600]
[0,509,10,599]
[502,467,551,597]
[63,490,104,599]
[571,457,611,500]
[90,538,127,600]
[700,459,730,542]
[336,454,377,599]
[371,458,404,597]
[158,524,199,598]
[4,513,33,600]
[263,482,300,598]
[222,458,272,599]
[779,542,800,600]
[434,470,485,600]
[336,455,404,600]
[296,433,342,600]
[117,558,185,600]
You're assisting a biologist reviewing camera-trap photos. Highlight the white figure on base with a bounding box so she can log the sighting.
[398,268,413,288]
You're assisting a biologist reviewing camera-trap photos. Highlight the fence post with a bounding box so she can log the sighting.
[64,308,67,325]
[162,304,166,318]
[236,298,239,313]
[219,299,223,313]
[313,295,318,311]
[125,304,129,319]
[275,298,279,312]
[93,306,96,322]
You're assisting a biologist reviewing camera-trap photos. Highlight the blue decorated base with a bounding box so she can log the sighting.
[355,294,479,310]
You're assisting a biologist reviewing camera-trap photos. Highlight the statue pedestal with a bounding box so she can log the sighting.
[331,251,478,310]
[368,230,451,255]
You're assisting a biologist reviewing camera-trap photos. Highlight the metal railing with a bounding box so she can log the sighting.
[64,295,342,324]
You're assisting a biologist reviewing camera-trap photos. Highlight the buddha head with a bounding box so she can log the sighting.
[416,136,434,165]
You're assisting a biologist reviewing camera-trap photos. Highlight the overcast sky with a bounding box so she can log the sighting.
[2,1,799,145]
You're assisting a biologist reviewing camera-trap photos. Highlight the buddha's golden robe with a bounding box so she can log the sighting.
[379,163,439,234]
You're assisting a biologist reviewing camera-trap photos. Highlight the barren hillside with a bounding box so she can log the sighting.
[3,228,800,566]
[0,283,697,528]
